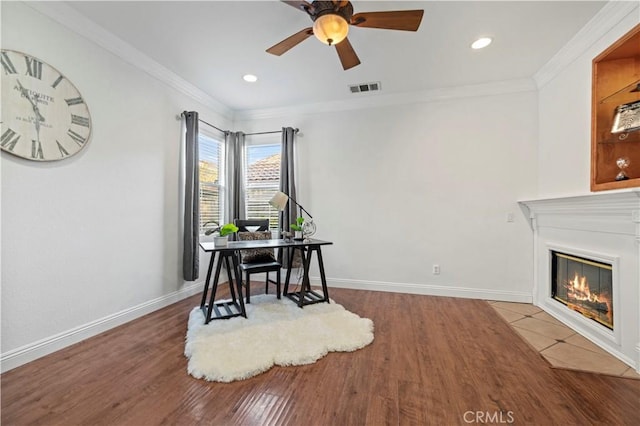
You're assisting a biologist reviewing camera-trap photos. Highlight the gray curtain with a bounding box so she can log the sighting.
[279,127,299,268]
[225,131,246,223]
[182,111,199,281]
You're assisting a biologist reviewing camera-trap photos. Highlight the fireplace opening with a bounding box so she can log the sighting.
[551,251,613,330]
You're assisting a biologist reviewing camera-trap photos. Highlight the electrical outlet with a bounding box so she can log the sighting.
[433,264,440,275]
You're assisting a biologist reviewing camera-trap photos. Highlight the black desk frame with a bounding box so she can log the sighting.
[199,249,246,323]
[199,239,332,324]
[283,244,330,308]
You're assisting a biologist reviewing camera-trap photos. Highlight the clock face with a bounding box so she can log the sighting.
[1,49,92,162]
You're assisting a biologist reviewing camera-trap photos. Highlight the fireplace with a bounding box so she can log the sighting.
[520,190,639,372]
[551,251,613,330]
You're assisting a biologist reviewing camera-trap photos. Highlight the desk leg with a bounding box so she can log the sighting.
[298,247,311,308]
[315,246,330,303]
[231,252,247,318]
[205,253,224,324]
[283,247,295,296]
[200,251,216,309]
[223,254,237,303]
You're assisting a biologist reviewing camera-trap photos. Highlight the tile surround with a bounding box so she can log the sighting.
[489,301,640,380]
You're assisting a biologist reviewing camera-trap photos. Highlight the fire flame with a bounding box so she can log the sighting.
[566,273,602,303]
[564,272,612,325]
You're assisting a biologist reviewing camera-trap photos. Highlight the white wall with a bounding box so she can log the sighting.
[1,2,231,369]
[236,90,538,301]
[537,9,639,197]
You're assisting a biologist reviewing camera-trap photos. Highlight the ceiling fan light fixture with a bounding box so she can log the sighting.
[313,13,349,46]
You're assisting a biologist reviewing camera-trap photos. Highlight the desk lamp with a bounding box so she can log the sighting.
[269,191,316,239]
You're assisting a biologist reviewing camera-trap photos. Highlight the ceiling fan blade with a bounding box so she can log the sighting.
[281,1,315,14]
[350,10,424,31]
[266,28,314,56]
[335,38,361,70]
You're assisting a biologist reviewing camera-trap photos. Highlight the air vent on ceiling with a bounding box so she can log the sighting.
[349,81,381,94]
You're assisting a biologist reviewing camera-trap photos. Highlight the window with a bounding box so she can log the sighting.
[199,132,224,234]
[244,141,281,230]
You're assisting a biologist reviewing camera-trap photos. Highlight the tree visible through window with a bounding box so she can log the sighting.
[245,143,281,230]
[199,133,224,233]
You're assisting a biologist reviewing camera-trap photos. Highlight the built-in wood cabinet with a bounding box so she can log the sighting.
[591,23,640,191]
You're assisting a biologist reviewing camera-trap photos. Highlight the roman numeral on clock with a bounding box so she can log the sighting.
[71,115,90,127]
[56,141,70,158]
[1,128,21,151]
[65,97,84,106]
[52,74,64,89]
[31,140,44,159]
[67,129,86,146]
[25,57,43,79]
[1,52,17,75]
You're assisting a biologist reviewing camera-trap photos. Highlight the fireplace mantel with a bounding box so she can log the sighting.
[519,190,640,371]
[520,189,640,227]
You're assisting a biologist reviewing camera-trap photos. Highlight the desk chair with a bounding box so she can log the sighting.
[234,219,281,303]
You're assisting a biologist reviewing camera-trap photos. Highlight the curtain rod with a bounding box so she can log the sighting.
[245,128,299,136]
[199,118,227,134]
[178,112,298,136]
[179,111,228,134]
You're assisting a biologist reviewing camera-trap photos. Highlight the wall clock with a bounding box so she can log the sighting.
[1,49,92,161]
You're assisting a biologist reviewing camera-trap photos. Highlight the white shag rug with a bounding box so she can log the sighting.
[185,294,374,382]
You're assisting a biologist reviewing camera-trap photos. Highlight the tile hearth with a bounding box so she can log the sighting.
[489,301,640,380]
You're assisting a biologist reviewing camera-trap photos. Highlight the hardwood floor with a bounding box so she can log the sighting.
[2,287,639,425]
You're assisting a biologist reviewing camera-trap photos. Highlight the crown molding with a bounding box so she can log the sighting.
[25,1,233,121]
[534,1,640,89]
[235,78,537,121]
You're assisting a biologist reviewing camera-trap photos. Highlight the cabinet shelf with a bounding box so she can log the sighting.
[591,24,640,192]
[597,137,640,145]
[599,79,640,104]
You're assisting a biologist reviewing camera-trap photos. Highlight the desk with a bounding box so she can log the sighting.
[199,238,333,324]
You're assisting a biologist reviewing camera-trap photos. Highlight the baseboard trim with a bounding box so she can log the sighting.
[317,277,533,303]
[1,281,203,373]
[2,276,532,373]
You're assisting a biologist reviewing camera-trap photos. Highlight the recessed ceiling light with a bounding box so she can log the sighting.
[243,74,258,83]
[471,37,492,50]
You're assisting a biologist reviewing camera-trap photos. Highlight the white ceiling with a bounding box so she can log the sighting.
[65,1,607,112]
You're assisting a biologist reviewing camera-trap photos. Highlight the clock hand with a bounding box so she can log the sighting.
[33,100,41,137]
[16,80,45,147]
[32,94,46,123]
[16,79,37,109]
[31,95,46,152]
[16,79,46,123]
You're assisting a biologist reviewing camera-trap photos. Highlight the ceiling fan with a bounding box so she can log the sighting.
[266,1,424,70]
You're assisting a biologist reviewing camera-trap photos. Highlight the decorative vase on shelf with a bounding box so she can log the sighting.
[615,157,630,181]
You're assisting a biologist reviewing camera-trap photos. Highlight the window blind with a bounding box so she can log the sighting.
[199,133,224,233]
